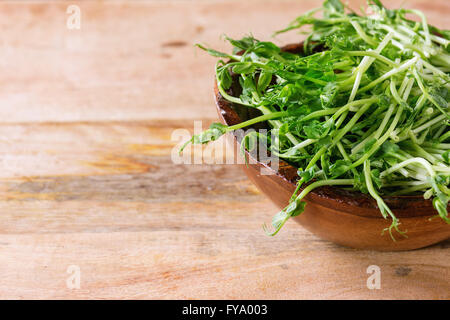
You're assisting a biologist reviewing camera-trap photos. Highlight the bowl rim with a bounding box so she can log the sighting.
[213,41,440,218]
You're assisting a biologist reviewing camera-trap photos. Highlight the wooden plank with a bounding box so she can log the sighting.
[0,0,447,122]
[0,121,448,299]
[0,231,448,299]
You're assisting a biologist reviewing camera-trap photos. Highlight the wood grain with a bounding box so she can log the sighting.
[0,0,448,299]
[0,0,447,123]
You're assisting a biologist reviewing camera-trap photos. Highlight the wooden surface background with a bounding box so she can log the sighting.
[0,0,448,299]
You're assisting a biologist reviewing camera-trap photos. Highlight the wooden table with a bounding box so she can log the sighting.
[0,0,448,299]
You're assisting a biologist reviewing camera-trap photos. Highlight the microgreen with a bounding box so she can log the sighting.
[183,0,449,239]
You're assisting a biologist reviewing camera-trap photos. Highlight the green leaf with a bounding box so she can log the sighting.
[443,150,450,165]
[381,141,399,156]
[430,87,448,105]
[323,0,344,14]
[239,76,258,104]
[289,201,307,217]
[429,87,450,118]
[232,62,255,74]
[371,169,382,189]
[315,136,332,150]
[433,197,449,223]
[224,35,256,53]
[179,123,228,154]
[303,118,334,139]
[297,167,316,183]
[196,44,230,58]
[364,138,377,153]
[264,200,306,236]
[320,82,338,108]
[193,123,227,144]
[257,70,273,92]
[329,159,351,178]
[253,41,281,58]
[217,67,232,90]
[378,94,391,108]
[370,0,385,9]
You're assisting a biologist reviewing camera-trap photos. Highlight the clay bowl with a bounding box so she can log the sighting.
[214,42,450,251]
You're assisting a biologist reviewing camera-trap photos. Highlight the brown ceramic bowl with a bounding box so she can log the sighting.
[214,42,450,251]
